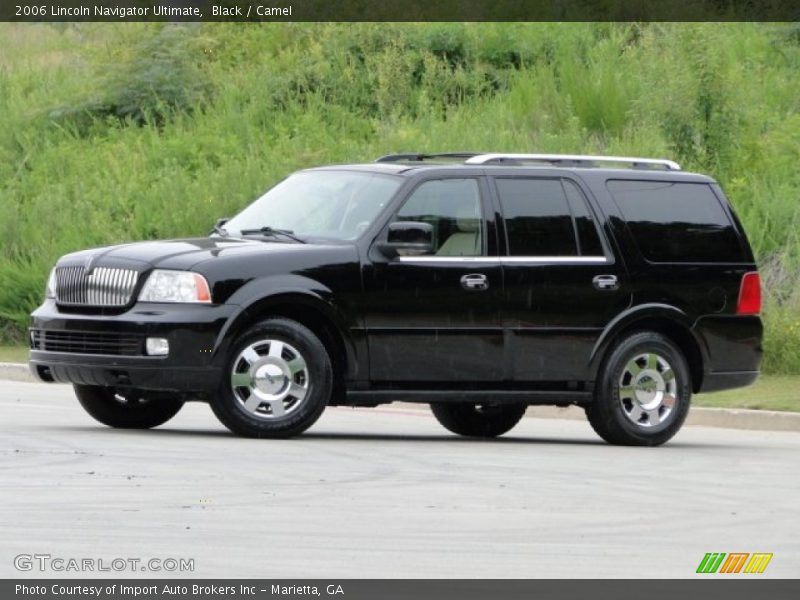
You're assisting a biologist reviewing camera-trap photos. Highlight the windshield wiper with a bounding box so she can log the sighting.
[239,226,306,244]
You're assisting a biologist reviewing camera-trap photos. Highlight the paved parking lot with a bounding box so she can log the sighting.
[1,380,798,578]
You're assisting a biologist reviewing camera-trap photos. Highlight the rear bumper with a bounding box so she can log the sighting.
[28,300,235,393]
[699,370,760,393]
[694,315,763,394]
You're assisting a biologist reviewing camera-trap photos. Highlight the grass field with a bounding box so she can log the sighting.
[1,23,799,373]
[694,376,799,412]
[0,346,27,363]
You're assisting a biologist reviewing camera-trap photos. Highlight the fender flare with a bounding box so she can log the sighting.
[588,303,709,378]
[211,274,359,379]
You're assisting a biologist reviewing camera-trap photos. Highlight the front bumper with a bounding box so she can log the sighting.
[28,300,237,393]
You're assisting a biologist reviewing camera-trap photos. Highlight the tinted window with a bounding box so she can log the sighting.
[496,178,577,256]
[563,180,604,256]
[607,180,745,263]
[394,179,483,256]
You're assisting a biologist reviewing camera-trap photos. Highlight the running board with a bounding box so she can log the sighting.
[344,389,592,406]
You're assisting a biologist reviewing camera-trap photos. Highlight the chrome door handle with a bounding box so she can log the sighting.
[593,274,619,291]
[461,273,489,291]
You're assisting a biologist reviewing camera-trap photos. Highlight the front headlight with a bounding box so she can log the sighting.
[45,268,57,299]
[138,270,212,303]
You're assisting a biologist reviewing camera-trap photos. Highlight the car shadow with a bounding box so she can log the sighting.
[298,431,607,446]
[297,432,733,449]
[42,424,730,448]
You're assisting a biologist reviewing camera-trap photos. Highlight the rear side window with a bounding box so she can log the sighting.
[607,180,745,263]
[496,178,577,256]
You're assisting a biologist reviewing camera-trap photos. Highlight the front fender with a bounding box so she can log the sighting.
[210,274,359,378]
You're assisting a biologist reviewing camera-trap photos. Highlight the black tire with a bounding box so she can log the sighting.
[585,331,691,446]
[74,385,184,429]
[430,402,527,438]
[211,318,332,438]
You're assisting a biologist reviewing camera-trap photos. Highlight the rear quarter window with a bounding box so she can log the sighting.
[606,180,746,263]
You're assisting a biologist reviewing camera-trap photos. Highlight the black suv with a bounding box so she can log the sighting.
[29,153,763,445]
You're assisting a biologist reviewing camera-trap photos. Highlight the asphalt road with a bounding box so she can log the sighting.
[1,380,798,579]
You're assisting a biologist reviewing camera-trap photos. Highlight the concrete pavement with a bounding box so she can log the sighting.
[1,380,799,578]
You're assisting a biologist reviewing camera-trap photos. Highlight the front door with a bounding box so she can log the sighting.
[363,177,505,383]
[491,175,631,382]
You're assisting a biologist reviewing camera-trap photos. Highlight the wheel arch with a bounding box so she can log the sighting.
[213,288,359,404]
[590,304,707,393]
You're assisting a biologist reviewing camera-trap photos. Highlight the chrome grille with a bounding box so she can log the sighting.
[55,266,139,307]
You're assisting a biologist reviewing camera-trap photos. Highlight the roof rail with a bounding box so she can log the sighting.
[465,153,681,171]
[376,152,485,163]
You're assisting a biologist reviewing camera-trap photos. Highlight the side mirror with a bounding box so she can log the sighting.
[210,217,230,236]
[378,221,434,258]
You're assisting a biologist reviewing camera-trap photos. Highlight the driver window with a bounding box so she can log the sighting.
[393,179,483,256]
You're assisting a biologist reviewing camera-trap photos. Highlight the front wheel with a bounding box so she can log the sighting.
[74,385,184,429]
[430,403,527,438]
[211,318,332,438]
[585,332,691,446]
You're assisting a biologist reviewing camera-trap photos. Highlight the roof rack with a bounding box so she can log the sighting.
[464,153,681,171]
[375,152,485,163]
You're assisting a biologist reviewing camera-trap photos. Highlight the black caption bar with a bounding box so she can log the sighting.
[2,0,800,22]
[6,580,800,600]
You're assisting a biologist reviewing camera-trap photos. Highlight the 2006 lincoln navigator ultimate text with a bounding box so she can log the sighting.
[29,153,763,445]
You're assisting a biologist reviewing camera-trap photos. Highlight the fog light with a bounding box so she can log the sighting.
[146,337,169,356]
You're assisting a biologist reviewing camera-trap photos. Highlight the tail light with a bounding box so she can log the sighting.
[736,272,761,315]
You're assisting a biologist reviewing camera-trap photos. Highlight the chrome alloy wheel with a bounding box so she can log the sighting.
[230,339,309,420]
[618,352,677,428]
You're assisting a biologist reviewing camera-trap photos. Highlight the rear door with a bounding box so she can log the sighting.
[492,175,631,382]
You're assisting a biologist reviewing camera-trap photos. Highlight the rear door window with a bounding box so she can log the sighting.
[607,180,745,263]
[495,177,605,257]
[495,178,577,256]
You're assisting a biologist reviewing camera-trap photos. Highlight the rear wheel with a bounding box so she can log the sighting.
[585,331,691,446]
[211,318,332,438]
[430,403,527,438]
[74,385,184,429]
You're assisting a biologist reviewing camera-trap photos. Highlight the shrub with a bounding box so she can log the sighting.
[50,24,211,130]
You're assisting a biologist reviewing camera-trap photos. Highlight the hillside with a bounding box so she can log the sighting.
[1,22,798,372]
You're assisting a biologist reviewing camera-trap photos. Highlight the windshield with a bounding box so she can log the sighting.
[222,170,403,241]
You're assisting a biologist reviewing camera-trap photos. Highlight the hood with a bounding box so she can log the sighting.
[53,236,362,307]
[57,237,316,272]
